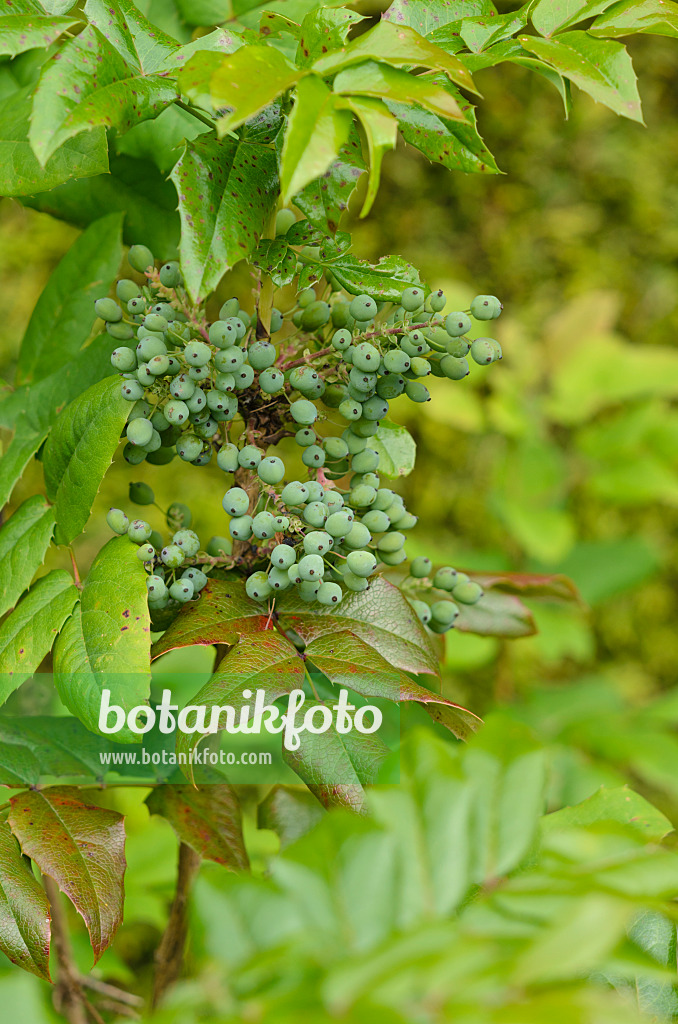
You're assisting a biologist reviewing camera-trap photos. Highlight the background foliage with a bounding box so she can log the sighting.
[1,1,678,1020]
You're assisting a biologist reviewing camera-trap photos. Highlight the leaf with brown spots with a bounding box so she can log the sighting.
[146,785,249,870]
[0,821,51,981]
[294,121,365,234]
[305,631,480,741]
[152,578,269,661]
[8,788,125,963]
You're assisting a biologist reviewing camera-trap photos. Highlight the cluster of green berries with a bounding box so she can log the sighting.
[105,484,231,616]
[406,556,484,634]
[99,240,502,616]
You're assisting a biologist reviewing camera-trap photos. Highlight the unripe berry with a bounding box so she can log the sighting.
[159,261,182,287]
[246,571,272,601]
[260,367,284,393]
[344,522,372,550]
[167,502,192,529]
[271,544,296,569]
[349,294,377,322]
[222,487,250,516]
[440,355,470,380]
[298,554,325,580]
[95,297,123,322]
[411,600,431,625]
[137,543,155,562]
[173,529,200,556]
[281,481,308,506]
[129,481,154,505]
[445,312,472,337]
[410,556,431,578]
[400,286,425,312]
[258,456,285,484]
[161,544,185,568]
[126,418,153,447]
[470,295,502,320]
[430,600,459,627]
[317,581,342,605]
[290,399,317,425]
[165,400,190,425]
[238,445,264,469]
[470,338,500,365]
[343,570,369,592]
[229,515,253,540]
[452,580,484,605]
[248,341,276,370]
[184,341,212,366]
[106,508,129,534]
[346,550,376,578]
[128,244,154,273]
[182,567,208,591]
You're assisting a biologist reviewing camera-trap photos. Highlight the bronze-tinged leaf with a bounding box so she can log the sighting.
[8,788,125,963]
[146,785,248,870]
[467,569,583,605]
[258,785,325,848]
[0,822,51,981]
[305,631,481,741]
[152,578,269,660]
[455,589,536,638]
[175,630,304,782]
[277,576,439,675]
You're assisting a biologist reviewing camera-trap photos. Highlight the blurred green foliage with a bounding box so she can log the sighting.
[2,23,678,1024]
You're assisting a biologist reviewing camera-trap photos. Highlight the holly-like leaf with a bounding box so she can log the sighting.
[175,630,304,779]
[0,14,78,58]
[305,631,480,740]
[591,0,678,39]
[8,788,125,962]
[336,95,397,216]
[455,587,536,637]
[258,784,325,847]
[151,578,269,660]
[0,85,109,199]
[277,576,439,675]
[315,18,475,92]
[43,376,129,545]
[518,31,643,122]
[0,430,48,510]
[284,704,389,811]
[15,212,123,385]
[171,132,278,301]
[0,571,78,702]
[460,8,529,51]
[293,122,365,233]
[296,7,365,68]
[210,45,301,134]
[0,822,51,981]
[29,25,178,166]
[542,786,673,842]
[53,536,152,743]
[23,154,180,259]
[177,49,226,114]
[370,420,416,477]
[333,61,465,123]
[469,569,582,604]
[146,785,249,869]
[317,251,421,300]
[0,737,42,787]
[530,0,618,37]
[281,75,352,204]
[0,496,55,620]
[161,26,242,72]
[83,0,178,74]
[383,0,497,38]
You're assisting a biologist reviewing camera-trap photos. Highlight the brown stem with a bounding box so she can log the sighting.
[152,843,202,1009]
[280,345,334,371]
[78,977,143,1008]
[44,876,89,1024]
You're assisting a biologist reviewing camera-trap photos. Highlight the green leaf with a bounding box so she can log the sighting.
[517,31,643,122]
[0,822,51,982]
[175,631,304,778]
[315,19,475,93]
[0,429,47,510]
[284,707,390,810]
[591,0,678,38]
[316,251,421,300]
[258,784,325,847]
[8,788,125,962]
[174,0,235,27]
[0,736,41,787]
[305,631,480,740]
[210,45,301,134]
[370,421,416,477]
[114,104,211,174]
[22,154,180,259]
[43,376,129,546]
[542,786,673,842]
[280,75,352,204]
[293,122,365,234]
[0,85,108,198]
[277,576,439,676]
[531,0,618,36]
[83,0,178,73]
[29,25,178,166]
[151,578,269,660]
[383,0,497,38]
[0,496,55,620]
[53,536,152,742]
[460,7,529,51]
[336,96,397,217]
[296,7,365,68]
[177,50,225,114]
[171,132,278,301]
[15,212,123,385]
[0,571,78,700]
[146,785,249,869]
[455,587,536,638]
[0,14,78,57]
[468,569,582,604]
[161,26,242,71]
[333,61,465,123]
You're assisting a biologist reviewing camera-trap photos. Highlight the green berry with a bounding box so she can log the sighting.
[411,600,431,625]
[349,294,377,322]
[379,548,408,566]
[229,515,253,540]
[128,245,154,273]
[410,556,431,578]
[146,575,167,598]
[184,341,212,367]
[344,522,372,550]
[111,347,137,372]
[323,437,349,461]
[445,312,472,337]
[95,297,122,323]
[246,571,272,601]
[252,511,277,539]
[317,581,342,605]
[165,400,190,425]
[168,579,193,603]
[289,366,319,391]
[401,331,429,357]
[170,374,195,400]
[248,341,276,370]
[290,399,317,425]
[106,508,129,534]
[273,515,290,531]
[234,364,255,389]
[350,484,377,508]
[205,536,231,557]
[384,349,411,373]
[144,313,168,333]
[287,564,302,585]
[127,519,152,543]
[339,399,362,421]
[258,456,285,484]
[167,503,192,530]
[123,442,146,464]
[470,338,500,365]
[222,487,250,516]
[182,567,208,591]
[238,445,264,469]
[214,347,244,373]
[325,510,354,538]
[216,444,239,472]
[404,380,430,403]
[430,600,459,627]
[159,261,182,287]
[268,567,292,591]
[296,428,316,448]
[470,295,502,321]
[331,301,350,328]
[271,308,284,333]
[176,434,203,462]
[271,544,296,569]
[377,531,405,553]
[126,418,153,447]
[219,298,239,320]
[301,300,331,331]
[400,286,425,312]
[209,320,238,348]
[302,445,325,468]
[440,355,469,380]
[275,209,296,236]
[281,481,308,506]
[116,279,141,303]
[433,566,458,591]
[428,289,446,313]
[129,481,154,505]
[136,543,155,562]
[452,580,484,604]
[298,554,324,580]
[343,570,369,592]
[173,529,200,556]
[303,530,333,555]
[361,509,389,533]
[297,287,316,308]
[346,550,376,578]
[332,329,352,351]
[298,580,320,602]
[260,367,284,393]
[352,342,380,371]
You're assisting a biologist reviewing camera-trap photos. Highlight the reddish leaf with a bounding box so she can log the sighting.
[277,576,439,675]
[467,569,583,604]
[0,822,51,981]
[455,589,536,638]
[175,630,304,782]
[258,785,325,848]
[8,788,125,962]
[305,631,481,741]
[146,785,248,870]
[151,578,268,660]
